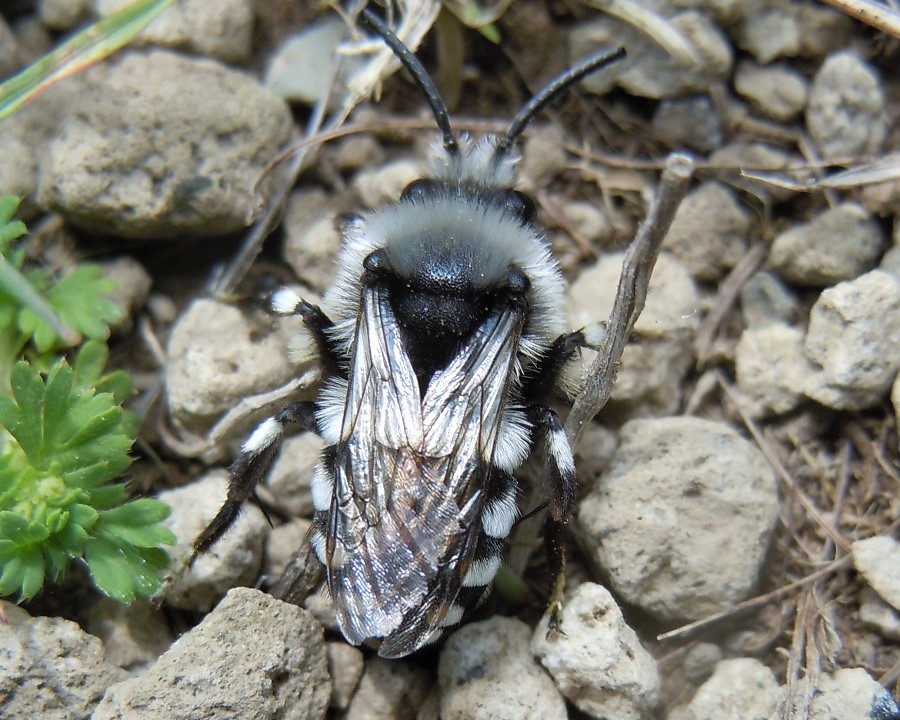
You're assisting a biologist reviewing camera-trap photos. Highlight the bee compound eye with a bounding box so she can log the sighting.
[504,191,537,224]
[400,179,436,203]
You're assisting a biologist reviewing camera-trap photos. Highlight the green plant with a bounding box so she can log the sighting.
[0,195,121,388]
[0,341,176,602]
[0,197,175,602]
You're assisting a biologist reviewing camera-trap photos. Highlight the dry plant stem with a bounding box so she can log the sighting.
[715,370,853,554]
[158,370,319,460]
[694,242,768,366]
[656,555,852,641]
[565,152,694,445]
[817,0,900,39]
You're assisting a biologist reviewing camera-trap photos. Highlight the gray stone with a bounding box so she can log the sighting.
[439,617,566,720]
[265,17,366,106]
[740,271,799,329]
[652,96,723,154]
[0,602,128,720]
[852,535,900,612]
[98,256,153,335]
[38,50,292,239]
[803,270,900,410]
[282,188,342,294]
[770,668,899,720]
[730,0,852,63]
[806,51,887,161]
[878,245,900,280]
[165,297,305,436]
[682,643,723,683]
[81,598,173,673]
[159,471,268,612]
[709,142,798,202]
[328,642,365,711]
[859,588,900,641]
[532,583,660,720]
[689,658,779,720]
[734,60,808,121]
[569,252,699,420]
[94,0,254,63]
[346,656,430,720]
[735,324,814,417]
[770,203,883,287]
[570,12,732,99]
[39,0,91,29]
[353,159,421,208]
[265,518,312,579]
[663,181,752,281]
[0,81,77,218]
[93,588,330,720]
[577,417,779,622]
[559,200,615,247]
[267,431,325,518]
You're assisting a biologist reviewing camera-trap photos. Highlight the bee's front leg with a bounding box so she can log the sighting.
[189,401,320,564]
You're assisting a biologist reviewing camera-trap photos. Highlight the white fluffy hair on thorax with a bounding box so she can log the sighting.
[428,134,519,187]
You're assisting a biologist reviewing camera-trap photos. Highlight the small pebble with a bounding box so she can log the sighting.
[852,535,900,612]
[160,471,268,612]
[347,656,430,720]
[771,668,899,720]
[806,51,887,160]
[735,323,814,417]
[328,642,365,711]
[93,588,331,720]
[734,60,808,121]
[652,95,723,154]
[353,159,421,208]
[532,582,660,720]
[682,643,723,683]
[803,270,900,410]
[662,181,752,281]
[687,658,779,720]
[439,617,566,720]
[770,203,883,287]
[577,417,779,622]
[740,271,799,328]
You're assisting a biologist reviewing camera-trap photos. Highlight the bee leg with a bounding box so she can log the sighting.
[270,539,323,606]
[189,401,320,565]
[521,330,586,400]
[265,286,345,377]
[526,405,577,636]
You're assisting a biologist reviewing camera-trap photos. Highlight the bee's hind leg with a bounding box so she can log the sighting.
[526,405,577,636]
[189,401,320,564]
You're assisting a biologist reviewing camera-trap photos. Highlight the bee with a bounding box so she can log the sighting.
[188,8,625,658]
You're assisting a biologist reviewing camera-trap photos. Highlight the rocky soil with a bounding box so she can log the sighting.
[1,1,899,719]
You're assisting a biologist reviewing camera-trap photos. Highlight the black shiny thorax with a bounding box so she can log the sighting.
[362,179,534,390]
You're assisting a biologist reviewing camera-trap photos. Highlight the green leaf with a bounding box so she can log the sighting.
[0,0,177,121]
[0,547,44,600]
[47,266,121,340]
[99,498,172,526]
[84,536,137,603]
[72,340,109,389]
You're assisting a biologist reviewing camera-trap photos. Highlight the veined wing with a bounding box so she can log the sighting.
[327,283,524,655]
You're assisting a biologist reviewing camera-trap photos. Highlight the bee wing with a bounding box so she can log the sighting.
[327,283,523,654]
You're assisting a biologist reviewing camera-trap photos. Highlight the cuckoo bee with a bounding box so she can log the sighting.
[190,8,624,658]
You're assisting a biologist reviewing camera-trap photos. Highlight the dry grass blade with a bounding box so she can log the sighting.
[817,0,900,39]
[743,153,900,192]
[580,0,702,68]
[715,370,853,554]
[656,555,852,641]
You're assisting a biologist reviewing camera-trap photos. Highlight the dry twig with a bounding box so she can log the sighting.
[566,152,694,445]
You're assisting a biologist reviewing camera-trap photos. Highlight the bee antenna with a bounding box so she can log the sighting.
[496,46,627,158]
[359,8,459,156]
